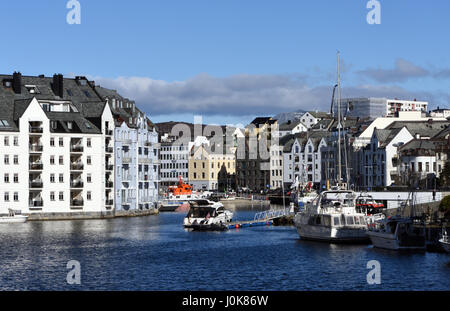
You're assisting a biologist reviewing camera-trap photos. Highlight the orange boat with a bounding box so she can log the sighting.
[159,177,199,212]
[168,176,193,197]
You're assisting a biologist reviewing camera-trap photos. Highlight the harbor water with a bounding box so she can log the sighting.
[0,204,449,291]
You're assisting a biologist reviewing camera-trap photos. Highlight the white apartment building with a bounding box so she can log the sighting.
[0,74,115,217]
[160,141,189,190]
[269,144,283,189]
[342,97,428,119]
[299,111,332,129]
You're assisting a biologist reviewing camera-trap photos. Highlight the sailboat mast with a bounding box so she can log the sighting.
[337,51,342,183]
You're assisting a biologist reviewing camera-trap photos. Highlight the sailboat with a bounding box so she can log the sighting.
[293,52,369,243]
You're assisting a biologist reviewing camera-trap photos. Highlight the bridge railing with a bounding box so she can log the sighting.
[253,207,293,221]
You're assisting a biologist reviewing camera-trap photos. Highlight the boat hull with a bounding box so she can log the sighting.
[439,239,450,253]
[0,216,28,223]
[367,231,426,251]
[295,224,369,244]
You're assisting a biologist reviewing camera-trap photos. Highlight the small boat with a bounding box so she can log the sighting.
[439,229,450,253]
[355,193,385,226]
[294,189,369,243]
[367,216,426,251]
[184,200,233,231]
[0,209,28,223]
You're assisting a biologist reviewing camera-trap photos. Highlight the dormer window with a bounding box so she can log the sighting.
[67,122,73,130]
[25,85,40,94]
[51,121,57,130]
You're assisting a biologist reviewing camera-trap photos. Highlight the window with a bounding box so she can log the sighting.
[87,174,92,183]
[50,156,55,165]
[87,138,91,147]
[13,155,18,165]
[14,174,18,183]
[4,155,9,165]
[4,136,9,146]
[87,191,92,201]
[67,89,73,96]
[59,174,64,183]
[13,136,18,146]
[59,192,64,201]
[13,192,18,202]
[25,85,40,94]
[50,192,55,201]
[50,174,55,183]
[67,122,73,130]
[50,138,55,146]
[87,156,92,165]
[4,192,9,202]
[4,173,9,183]
[59,156,64,165]
[0,120,10,128]
[51,121,57,130]
[59,138,64,147]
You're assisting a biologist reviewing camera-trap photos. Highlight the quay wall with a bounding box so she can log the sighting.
[26,208,158,221]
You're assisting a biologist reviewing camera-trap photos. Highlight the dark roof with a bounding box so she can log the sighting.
[250,117,276,125]
[307,111,332,119]
[399,139,439,157]
[374,128,403,148]
[279,120,305,131]
[385,120,450,138]
[0,73,106,133]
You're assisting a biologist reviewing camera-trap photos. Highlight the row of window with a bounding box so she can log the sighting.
[0,137,94,147]
[1,192,95,203]
[1,155,95,165]
[1,174,94,184]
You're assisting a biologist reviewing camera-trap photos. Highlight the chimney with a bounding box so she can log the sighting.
[52,74,64,97]
[12,71,22,94]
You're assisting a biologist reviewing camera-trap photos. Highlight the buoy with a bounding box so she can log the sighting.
[235,224,239,229]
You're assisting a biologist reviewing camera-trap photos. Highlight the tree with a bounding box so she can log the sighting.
[439,195,450,219]
[440,161,450,187]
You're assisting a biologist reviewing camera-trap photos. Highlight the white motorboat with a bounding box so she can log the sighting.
[0,209,28,223]
[184,200,233,231]
[367,216,426,251]
[438,229,450,253]
[294,189,369,243]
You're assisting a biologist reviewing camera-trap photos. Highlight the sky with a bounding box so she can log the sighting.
[1,0,449,125]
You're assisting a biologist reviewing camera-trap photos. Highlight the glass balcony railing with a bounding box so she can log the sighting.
[29,163,43,170]
[71,199,84,207]
[29,144,43,152]
[29,200,44,207]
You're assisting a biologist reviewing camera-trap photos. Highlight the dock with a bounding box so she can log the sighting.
[227,208,293,229]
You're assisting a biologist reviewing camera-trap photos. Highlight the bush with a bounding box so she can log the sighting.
[439,195,450,218]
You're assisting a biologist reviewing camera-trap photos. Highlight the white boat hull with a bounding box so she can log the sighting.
[367,231,426,251]
[295,224,368,243]
[0,215,28,223]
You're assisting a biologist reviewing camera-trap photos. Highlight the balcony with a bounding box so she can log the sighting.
[29,144,43,152]
[105,129,113,136]
[29,181,43,188]
[71,199,84,207]
[122,139,132,145]
[105,181,114,188]
[105,164,113,171]
[29,163,43,170]
[29,126,43,134]
[121,198,132,205]
[70,181,84,188]
[122,175,132,182]
[105,146,113,153]
[29,200,44,208]
[105,199,113,206]
[70,162,84,170]
[70,145,84,153]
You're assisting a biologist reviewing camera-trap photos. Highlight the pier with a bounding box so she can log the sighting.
[227,208,293,229]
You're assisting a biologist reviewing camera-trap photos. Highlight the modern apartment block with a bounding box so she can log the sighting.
[160,140,189,191]
[0,73,115,217]
[95,87,160,212]
[342,97,428,119]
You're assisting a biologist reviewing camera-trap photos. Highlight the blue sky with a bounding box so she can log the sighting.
[1,0,449,125]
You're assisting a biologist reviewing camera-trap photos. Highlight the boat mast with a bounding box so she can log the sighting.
[337,51,342,184]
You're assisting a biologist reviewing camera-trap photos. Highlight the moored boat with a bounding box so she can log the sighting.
[184,200,233,231]
[0,209,28,223]
[367,216,426,251]
[294,189,369,243]
[438,229,450,253]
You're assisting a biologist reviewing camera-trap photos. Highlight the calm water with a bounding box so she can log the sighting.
[0,204,449,291]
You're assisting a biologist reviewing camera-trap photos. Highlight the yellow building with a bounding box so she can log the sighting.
[189,144,235,191]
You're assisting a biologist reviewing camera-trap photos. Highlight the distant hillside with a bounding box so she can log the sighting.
[273,110,306,124]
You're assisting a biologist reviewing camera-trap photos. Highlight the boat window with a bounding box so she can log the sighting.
[176,196,180,199]
[354,216,360,225]
[333,217,340,226]
[346,216,354,225]
[323,215,331,227]
[360,216,366,225]
[315,216,321,225]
